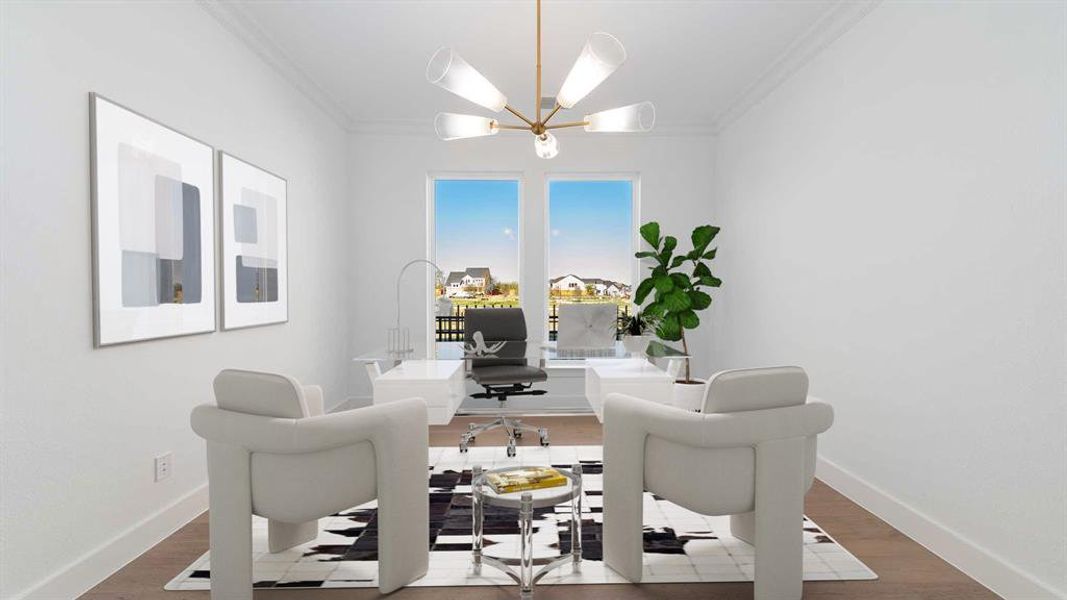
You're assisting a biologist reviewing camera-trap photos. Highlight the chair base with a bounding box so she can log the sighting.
[460,416,549,457]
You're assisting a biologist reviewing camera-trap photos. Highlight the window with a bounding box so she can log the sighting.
[432,178,520,340]
[547,179,635,340]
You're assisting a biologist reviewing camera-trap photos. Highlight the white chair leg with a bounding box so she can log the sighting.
[268,519,318,553]
[206,442,253,600]
[376,474,429,592]
[754,437,806,600]
[374,406,430,593]
[730,511,755,546]
[601,412,646,582]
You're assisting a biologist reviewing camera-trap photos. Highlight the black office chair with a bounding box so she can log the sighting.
[461,308,549,456]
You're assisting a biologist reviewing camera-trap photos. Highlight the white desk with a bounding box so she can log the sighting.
[372,360,464,425]
[356,341,687,422]
[585,359,674,422]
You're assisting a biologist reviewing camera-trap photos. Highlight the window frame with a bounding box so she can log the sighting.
[542,173,641,342]
[426,172,526,347]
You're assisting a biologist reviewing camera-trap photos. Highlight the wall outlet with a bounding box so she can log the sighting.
[154,453,172,482]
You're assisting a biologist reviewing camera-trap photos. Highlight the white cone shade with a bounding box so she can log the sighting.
[556,32,627,109]
[434,113,498,141]
[426,48,507,112]
[584,101,656,133]
[534,132,559,159]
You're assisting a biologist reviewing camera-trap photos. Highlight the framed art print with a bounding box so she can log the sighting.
[219,152,288,329]
[90,94,216,346]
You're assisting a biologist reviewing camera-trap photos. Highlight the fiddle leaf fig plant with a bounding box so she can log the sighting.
[633,221,722,383]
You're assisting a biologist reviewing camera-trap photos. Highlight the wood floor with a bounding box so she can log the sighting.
[81,417,999,600]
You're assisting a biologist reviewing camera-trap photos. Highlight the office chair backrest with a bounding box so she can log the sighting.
[702,365,808,413]
[464,308,528,368]
[557,304,617,349]
[213,369,311,418]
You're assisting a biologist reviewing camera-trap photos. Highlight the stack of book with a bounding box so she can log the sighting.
[485,467,568,494]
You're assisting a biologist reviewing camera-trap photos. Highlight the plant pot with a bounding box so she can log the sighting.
[622,334,653,354]
[672,379,707,412]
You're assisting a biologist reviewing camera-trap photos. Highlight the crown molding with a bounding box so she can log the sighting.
[197,0,353,130]
[710,0,882,134]
[200,0,715,138]
[202,0,877,138]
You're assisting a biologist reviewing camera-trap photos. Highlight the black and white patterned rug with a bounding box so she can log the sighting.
[166,445,876,590]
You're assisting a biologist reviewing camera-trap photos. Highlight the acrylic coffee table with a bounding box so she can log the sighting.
[470,464,583,599]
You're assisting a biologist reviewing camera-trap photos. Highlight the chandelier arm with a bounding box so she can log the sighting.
[536,0,542,123]
[494,123,534,131]
[544,121,590,130]
[541,104,562,126]
[504,104,536,127]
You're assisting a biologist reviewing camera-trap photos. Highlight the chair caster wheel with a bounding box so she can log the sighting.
[459,444,468,453]
[507,444,517,458]
[467,436,476,444]
[469,423,477,431]
[539,428,550,446]
[514,430,523,438]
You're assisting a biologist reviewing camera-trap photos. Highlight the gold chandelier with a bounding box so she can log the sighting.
[426,0,655,159]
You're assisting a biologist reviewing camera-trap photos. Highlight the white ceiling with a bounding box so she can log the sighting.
[209,0,870,133]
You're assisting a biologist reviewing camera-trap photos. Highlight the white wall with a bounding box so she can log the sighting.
[347,132,717,402]
[0,2,350,598]
[711,2,1066,597]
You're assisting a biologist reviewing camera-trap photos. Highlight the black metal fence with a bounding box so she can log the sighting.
[434,303,630,341]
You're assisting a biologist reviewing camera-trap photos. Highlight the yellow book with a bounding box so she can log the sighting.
[485,467,568,494]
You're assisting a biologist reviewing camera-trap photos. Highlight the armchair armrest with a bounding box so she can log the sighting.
[191,397,428,455]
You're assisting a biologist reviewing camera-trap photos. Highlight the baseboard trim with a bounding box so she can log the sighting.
[816,456,1063,599]
[13,437,1058,599]
[10,483,208,600]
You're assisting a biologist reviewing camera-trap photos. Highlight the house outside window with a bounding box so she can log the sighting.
[432,178,520,340]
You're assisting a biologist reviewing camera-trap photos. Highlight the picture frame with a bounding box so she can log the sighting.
[218,151,289,329]
[89,93,217,346]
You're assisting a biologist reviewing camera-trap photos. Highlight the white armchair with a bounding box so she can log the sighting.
[602,366,833,600]
[190,369,429,599]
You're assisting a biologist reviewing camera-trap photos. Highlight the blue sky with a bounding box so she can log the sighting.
[435,180,520,281]
[549,180,633,284]
[434,179,633,284]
